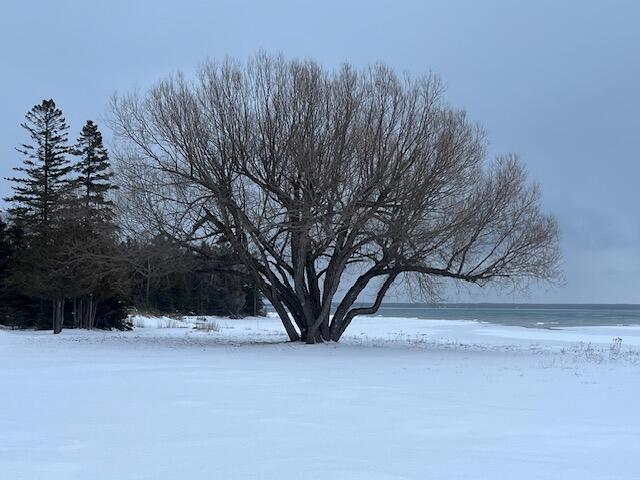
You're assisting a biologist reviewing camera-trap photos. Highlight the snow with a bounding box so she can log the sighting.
[1,314,639,479]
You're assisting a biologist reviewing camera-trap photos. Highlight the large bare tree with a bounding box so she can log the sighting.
[111,53,560,343]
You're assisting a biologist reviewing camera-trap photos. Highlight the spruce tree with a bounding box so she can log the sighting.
[5,99,73,333]
[72,120,117,227]
[6,99,73,237]
[69,120,120,329]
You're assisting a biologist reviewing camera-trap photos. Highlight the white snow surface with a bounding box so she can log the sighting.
[1,313,639,480]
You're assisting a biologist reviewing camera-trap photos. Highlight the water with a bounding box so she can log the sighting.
[266,303,640,328]
[367,303,640,328]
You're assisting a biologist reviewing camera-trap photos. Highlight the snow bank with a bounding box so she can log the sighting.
[131,314,221,330]
[131,315,190,328]
[132,311,640,351]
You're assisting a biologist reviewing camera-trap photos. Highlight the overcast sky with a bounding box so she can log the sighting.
[1,0,638,303]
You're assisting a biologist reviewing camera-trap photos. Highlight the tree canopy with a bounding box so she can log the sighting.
[111,54,560,343]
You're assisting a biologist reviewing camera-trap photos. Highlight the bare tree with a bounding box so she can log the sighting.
[110,53,560,343]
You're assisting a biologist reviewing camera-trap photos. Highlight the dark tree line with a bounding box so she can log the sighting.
[0,100,264,332]
[123,236,263,316]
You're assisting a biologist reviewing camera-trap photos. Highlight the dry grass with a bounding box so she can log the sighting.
[193,317,221,332]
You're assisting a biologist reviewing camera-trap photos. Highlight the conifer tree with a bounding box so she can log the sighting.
[69,120,120,329]
[72,120,117,227]
[5,99,73,333]
[6,99,73,236]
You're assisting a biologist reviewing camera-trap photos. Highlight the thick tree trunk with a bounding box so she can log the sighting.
[319,319,330,342]
[305,325,318,344]
[270,298,300,342]
[330,273,399,342]
[304,325,327,344]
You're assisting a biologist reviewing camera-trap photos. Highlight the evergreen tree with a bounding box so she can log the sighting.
[6,99,73,236]
[72,120,117,227]
[5,100,74,333]
[67,120,121,329]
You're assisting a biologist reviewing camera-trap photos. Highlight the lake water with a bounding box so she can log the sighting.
[367,303,640,328]
[266,303,640,328]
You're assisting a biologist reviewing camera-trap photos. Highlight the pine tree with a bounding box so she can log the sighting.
[72,120,117,227]
[6,99,73,237]
[69,120,120,329]
[5,99,74,333]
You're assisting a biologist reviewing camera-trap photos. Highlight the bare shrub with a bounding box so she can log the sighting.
[609,337,623,359]
[194,318,221,333]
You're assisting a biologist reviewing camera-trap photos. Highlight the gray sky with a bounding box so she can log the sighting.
[1,0,639,303]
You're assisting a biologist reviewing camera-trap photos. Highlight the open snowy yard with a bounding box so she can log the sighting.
[1,315,639,480]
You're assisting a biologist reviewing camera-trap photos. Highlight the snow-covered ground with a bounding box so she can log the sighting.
[1,313,639,480]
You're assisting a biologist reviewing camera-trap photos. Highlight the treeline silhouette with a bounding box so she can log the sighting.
[0,100,263,332]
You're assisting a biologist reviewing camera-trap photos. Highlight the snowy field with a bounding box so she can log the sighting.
[1,313,639,480]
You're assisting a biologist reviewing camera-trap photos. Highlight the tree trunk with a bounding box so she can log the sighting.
[304,324,326,344]
[78,297,84,329]
[305,325,319,344]
[319,318,330,342]
[52,299,57,333]
[271,299,300,341]
[52,297,64,334]
[73,297,78,328]
[145,263,151,307]
[89,297,98,329]
[79,294,97,329]
[87,295,92,329]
